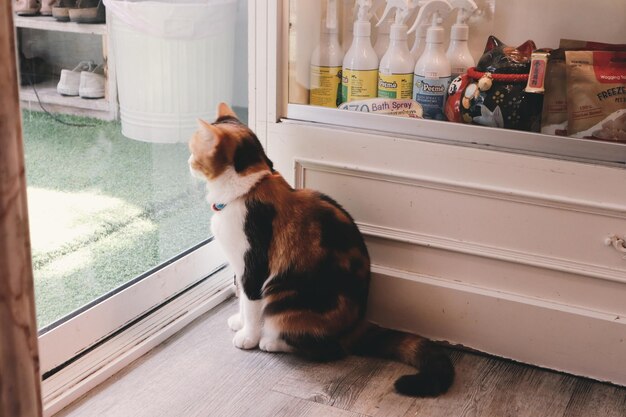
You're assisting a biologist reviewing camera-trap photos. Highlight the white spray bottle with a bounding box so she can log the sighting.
[342,0,379,102]
[377,0,419,99]
[446,0,477,79]
[310,0,344,107]
[408,0,453,120]
[373,13,393,59]
[341,0,354,52]
[409,0,428,61]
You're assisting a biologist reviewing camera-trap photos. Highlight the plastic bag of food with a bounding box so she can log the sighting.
[565,51,626,141]
[540,49,568,135]
[541,40,626,136]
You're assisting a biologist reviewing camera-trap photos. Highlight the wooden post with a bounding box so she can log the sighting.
[0,3,43,417]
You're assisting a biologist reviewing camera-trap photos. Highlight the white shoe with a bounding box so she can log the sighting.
[79,64,105,99]
[57,61,95,96]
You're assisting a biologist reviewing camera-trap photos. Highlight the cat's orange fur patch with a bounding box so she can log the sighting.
[189,121,270,179]
[217,102,238,118]
[249,177,329,274]
[264,290,298,305]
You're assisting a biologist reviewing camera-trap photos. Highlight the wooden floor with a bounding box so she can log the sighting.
[58,298,626,417]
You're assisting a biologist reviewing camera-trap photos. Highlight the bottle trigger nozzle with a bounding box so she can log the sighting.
[376,0,419,27]
[354,0,374,21]
[449,0,477,24]
[407,0,452,34]
[326,0,338,31]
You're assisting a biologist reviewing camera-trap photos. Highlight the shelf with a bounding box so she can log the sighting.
[20,80,113,120]
[286,104,626,166]
[14,15,106,35]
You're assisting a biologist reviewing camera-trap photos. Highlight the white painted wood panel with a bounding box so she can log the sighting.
[366,236,626,318]
[294,159,626,281]
[367,266,626,386]
[268,122,626,210]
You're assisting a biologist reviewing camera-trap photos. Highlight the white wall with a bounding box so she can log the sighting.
[452,0,626,65]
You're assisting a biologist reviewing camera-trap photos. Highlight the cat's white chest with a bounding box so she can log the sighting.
[211,199,249,279]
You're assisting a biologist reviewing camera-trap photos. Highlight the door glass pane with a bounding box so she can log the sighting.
[15,0,248,329]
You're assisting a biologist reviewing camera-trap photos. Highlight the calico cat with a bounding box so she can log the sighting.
[188,103,454,397]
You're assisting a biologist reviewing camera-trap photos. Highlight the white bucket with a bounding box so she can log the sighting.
[104,0,237,143]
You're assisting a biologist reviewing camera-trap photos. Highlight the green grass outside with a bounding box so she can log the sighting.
[22,110,214,328]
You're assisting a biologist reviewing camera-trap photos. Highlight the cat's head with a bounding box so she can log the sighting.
[476,36,536,74]
[188,103,273,183]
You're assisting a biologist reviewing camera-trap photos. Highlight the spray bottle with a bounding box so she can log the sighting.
[373,13,393,59]
[310,0,344,107]
[408,0,428,61]
[342,0,379,102]
[377,0,419,99]
[409,23,428,61]
[408,0,452,120]
[446,0,477,79]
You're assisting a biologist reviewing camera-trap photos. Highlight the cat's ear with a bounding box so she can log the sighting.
[216,102,238,120]
[483,35,504,53]
[196,118,220,145]
[516,40,536,57]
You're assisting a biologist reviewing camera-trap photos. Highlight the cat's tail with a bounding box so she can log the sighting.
[347,323,454,397]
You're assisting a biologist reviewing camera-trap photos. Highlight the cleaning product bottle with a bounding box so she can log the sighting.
[446,0,477,79]
[342,0,379,102]
[310,0,344,107]
[377,0,419,99]
[408,0,428,61]
[408,0,453,120]
[409,23,428,61]
[373,13,393,59]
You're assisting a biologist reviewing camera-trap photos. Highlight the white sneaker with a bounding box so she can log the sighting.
[79,64,105,99]
[57,61,95,96]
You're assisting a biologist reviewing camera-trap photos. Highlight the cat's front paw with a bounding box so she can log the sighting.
[233,328,260,350]
[227,313,243,331]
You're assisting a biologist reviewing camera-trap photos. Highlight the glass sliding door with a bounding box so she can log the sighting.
[25,124,217,329]
[13,0,248,374]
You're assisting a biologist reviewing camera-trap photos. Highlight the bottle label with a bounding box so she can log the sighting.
[378,73,414,99]
[413,75,451,120]
[342,68,379,103]
[310,65,343,107]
